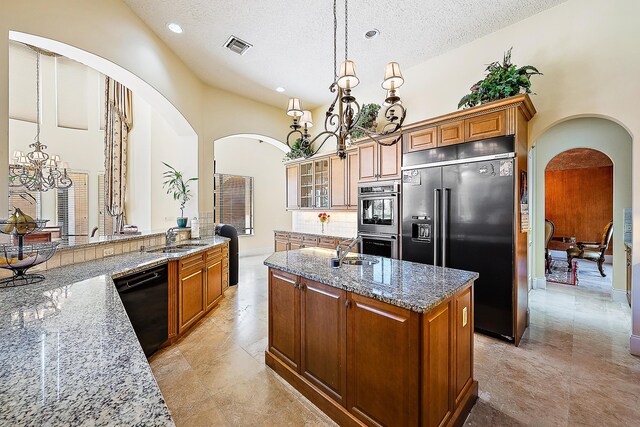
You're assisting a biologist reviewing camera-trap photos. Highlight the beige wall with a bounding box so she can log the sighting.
[0,0,289,220]
[213,136,291,255]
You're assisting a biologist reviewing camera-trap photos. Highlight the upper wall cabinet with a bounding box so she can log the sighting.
[286,164,299,210]
[358,138,401,182]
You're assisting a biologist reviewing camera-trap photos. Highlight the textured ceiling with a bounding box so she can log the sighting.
[123,0,565,109]
[546,148,613,171]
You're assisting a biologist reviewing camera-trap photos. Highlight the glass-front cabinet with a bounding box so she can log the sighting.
[299,162,314,208]
[314,159,329,209]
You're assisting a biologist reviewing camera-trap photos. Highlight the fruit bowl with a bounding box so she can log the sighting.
[0,242,60,287]
[0,218,49,237]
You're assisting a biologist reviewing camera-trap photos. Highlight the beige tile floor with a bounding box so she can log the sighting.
[149,256,639,426]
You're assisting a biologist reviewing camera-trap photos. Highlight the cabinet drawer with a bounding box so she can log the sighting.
[303,236,319,245]
[319,237,338,247]
[275,232,290,240]
[206,245,223,261]
[179,252,205,272]
[289,233,304,242]
[222,257,229,268]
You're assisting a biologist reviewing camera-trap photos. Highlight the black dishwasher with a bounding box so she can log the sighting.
[115,265,168,357]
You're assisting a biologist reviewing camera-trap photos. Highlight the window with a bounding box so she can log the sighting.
[57,171,89,236]
[213,174,254,236]
[8,189,41,219]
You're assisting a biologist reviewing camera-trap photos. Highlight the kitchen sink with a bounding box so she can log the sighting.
[341,256,379,266]
[145,242,209,254]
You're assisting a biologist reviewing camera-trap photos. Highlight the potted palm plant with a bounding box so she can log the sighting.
[162,162,198,228]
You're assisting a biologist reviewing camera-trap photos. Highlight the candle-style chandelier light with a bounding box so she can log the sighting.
[9,49,72,192]
[285,0,407,160]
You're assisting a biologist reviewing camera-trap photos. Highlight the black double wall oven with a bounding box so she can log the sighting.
[357,181,400,259]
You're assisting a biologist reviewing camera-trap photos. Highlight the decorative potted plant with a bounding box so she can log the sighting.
[457,48,542,109]
[284,137,314,161]
[350,103,381,140]
[162,162,198,228]
[318,212,330,234]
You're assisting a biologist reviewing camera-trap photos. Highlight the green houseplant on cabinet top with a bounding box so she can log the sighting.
[162,162,197,228]
[458,48,542,109]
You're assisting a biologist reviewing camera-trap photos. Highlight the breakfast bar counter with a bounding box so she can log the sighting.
[264,248,479,427]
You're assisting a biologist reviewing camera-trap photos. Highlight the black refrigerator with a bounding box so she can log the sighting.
[402,136,517,340]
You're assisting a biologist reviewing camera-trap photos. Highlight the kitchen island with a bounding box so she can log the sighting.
[0,236,229,426]
[264,248,479,427]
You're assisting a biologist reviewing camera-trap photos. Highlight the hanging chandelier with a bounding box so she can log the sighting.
[285,0,407,160]
[9,49,72,192]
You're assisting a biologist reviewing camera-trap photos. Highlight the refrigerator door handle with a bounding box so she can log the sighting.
[442,188,450,268]
[433,188,440,267]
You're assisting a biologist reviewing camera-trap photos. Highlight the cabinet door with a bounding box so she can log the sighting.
[438,120,465,147]
[268,269,300,372]
[422,300,453,427]
[205,258,223,311]
[314,159,330,209]
[347,293,419,427]
[300,279,347,406]
[358,142,377,182]
[346,151,359,209]
[286,164,300,209]
[275,239,289,252]
[289,242,304,250]
[455,286,473,406]
[299,162,314,208]
[405,126,438,153]
[464,110,506,142]
[330,156,348,209]
[378,140,401,180]
[178,268,206,334]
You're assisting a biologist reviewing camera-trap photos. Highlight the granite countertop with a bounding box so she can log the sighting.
[0,236,229,426]
[274,229,355,241]
[264,248,479,313]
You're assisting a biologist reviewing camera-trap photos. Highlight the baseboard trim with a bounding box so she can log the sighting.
[239,246,272,257]
[611,288,627,303]
[532,277,547,290]
[630,335,640,356]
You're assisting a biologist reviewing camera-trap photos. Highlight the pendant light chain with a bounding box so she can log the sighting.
[35,52,41,144]
[333,0,337,78]
[344,0,348,61]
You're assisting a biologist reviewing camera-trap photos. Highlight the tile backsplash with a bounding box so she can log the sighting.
[292,211,357,237]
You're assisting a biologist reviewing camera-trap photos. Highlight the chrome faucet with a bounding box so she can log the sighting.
[165,227,179,246]
[332,236,362,268]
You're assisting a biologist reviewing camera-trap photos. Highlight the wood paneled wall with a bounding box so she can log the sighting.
[545,166,613,254]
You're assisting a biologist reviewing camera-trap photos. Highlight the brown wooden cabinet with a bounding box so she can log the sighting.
[286,164,300,210]
[405,126,438,153]
[454,286,473,406]
[300,278,347,406]
[464,110,506,142]
[172,244,230,338]
[266,267,477,427]
[330,155,348,209]
[347,151,359,209]
[268,270,301,372]
[439,120,465,147]
[358,139,401,182]
[178,266,206,335]
[205,258,223,311]
[347,293,419,426]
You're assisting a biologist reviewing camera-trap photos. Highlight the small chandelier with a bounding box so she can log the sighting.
[285,0,407,159]
[9,50,72,192]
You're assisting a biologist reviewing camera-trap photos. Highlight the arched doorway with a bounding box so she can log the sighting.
[544,148,614,286]
[532,117,632,297]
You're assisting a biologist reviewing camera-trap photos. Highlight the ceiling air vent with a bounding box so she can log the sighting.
[224,36,252,55]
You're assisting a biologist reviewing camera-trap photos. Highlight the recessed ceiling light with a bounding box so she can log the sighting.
[276,87,286,93]
[167,23,183,34]
[364,29,380,39]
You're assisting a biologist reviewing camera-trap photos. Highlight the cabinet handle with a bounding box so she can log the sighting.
[300,283,306,290]
[345,299,351,308]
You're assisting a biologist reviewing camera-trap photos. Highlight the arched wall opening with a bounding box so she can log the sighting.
[213,134,291,256]
[532,117,632,294]
[6,32,199,230]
